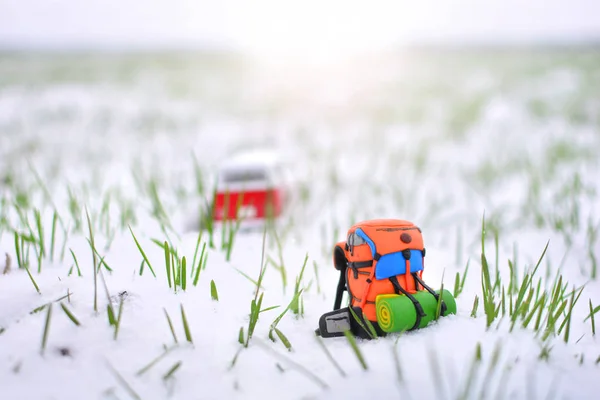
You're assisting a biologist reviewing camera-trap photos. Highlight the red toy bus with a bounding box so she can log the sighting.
[213,150,292,224]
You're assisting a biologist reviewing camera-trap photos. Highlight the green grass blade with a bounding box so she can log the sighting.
[136,345,177,376]
[164,308,178,344]
[171,252,177,290]
[41,302,52,355]
[260,305,280,314]
[60,302,81,326]
[69,249,82,277]
[562,286,585,343]
[14,231,22,268]
[113,297,125,340]
[163,361,182,381]
[392,337,404,385]
[246,294,264,346]
[274,328,292,351]
[107,362,141,400]
[453,272,461,298]
[190,230,203,278]
[584,304,600,322]
[193,253,203,286]
[270,290,303,333]
[181,256,187,291]
[427,345,447,400]
[128,226,156,278]
[50,211,58,261]
[107,304,116,326]
[363,315,379,339]
[255,225,268,302]
[522,293,546,329]
[238,327,245,345]
[532,240,550,277]
[253,339,329,389]
[86,239,113,272]
[589,300,596,335]
[164,241,172,289]
[460,259,470,294]
[471,295,479,318]
[348,306,373,339]
[34,209,46,262]
[313,261,322,294]
[343,330,368,370]
[233,267,263,289]
[315,335,346,377]
[24,266,41,294]
[210,279,219,301]
[86,209,99,312]
[201,243,209,271]
[181,304,193,344]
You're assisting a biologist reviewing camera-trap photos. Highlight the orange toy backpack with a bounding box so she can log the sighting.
[317,219,446,338]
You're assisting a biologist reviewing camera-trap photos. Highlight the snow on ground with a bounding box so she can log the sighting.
[0,50,599,399]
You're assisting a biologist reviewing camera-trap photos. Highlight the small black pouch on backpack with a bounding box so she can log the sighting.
[316,307,387,339]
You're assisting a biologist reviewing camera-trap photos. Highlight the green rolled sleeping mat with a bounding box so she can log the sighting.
[375,289,456,333]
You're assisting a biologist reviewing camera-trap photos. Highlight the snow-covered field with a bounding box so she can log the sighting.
[1,50,599,399]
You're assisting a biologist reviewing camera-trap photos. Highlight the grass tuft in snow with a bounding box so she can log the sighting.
[221,191,246,262]
[155,239,191,292]
[290,253,309,317]
[453,259,470,299]
[242,226,269,347]
[269,289,302,345]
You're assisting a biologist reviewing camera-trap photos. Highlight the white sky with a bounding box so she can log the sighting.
[1,0,599,54]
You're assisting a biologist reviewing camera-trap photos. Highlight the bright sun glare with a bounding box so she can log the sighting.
[226,0,405,65]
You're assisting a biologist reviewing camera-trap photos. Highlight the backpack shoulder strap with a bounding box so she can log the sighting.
[389,276,426,330]
[412,272,448,315]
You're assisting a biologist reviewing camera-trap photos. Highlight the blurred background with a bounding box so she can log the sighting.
[1,0,600,259]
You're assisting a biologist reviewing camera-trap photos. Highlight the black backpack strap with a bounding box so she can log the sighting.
[389,276,425,330]
[412,273,447,316]
[347,260,373,278]
[333,263,347,310]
